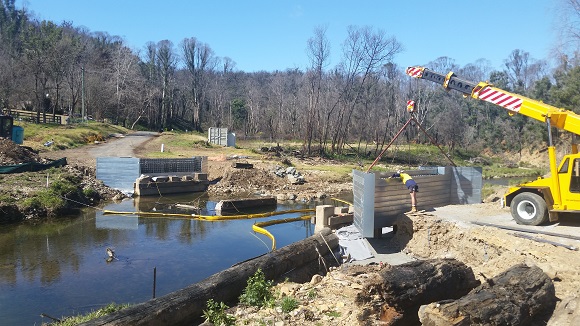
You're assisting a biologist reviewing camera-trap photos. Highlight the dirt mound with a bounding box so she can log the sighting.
[206,160,351,201]
[221,165,286,189]
[0,138,42,165]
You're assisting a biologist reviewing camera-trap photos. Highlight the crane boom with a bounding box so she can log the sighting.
[406,66,580,137]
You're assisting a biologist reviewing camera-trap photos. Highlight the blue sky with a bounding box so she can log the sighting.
[17,0,558,73]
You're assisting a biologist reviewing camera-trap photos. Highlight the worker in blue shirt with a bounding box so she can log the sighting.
[390,170,419,213]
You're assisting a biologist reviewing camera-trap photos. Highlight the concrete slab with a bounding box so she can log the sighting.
[348,227,416,266]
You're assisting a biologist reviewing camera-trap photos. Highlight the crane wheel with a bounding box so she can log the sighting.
[510,192,549,226]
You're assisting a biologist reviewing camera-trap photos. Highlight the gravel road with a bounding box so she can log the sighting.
[42,131,159,167]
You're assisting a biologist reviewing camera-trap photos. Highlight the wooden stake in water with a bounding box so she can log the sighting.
[153,267,157,299]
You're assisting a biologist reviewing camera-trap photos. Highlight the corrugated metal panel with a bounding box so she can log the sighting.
[352,170,376,238]
[96,157,140,194]
[352,167,483,238]
[449,167,482,204]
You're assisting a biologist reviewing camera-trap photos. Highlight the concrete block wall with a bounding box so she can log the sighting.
[353,167,482,238]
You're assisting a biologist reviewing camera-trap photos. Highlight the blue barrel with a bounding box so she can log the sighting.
[12,126,24,144]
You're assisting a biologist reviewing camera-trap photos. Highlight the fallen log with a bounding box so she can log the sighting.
[418,264,557,326]
[358,259,479,325]
[80,228,339,326]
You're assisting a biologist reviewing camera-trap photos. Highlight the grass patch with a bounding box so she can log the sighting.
[307,288,318,300]
[482,165,544,179]
[0,168,91,217]
[326,310,341,318]
[279,296,299,313]
[141,133,256,158]
[482,183,501,200]
[50,302,130,326]
[18,121,128,150]
[299,163,354,182]
[20,171,79,214]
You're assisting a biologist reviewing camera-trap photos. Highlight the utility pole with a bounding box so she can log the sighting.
[81,66,85,123]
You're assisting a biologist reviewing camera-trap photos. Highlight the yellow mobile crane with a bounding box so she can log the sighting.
[406,66,580,226]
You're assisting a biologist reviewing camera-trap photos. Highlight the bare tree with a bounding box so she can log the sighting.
[304,26,330,155]
[504,49,531,92]
[156,40,177,129]
[330,26,403,154]
[181,37,216,131]
[553,0,580,65]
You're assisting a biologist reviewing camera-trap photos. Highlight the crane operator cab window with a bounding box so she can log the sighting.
[566,158,580,193]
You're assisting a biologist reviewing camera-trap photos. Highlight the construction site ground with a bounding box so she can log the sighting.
[35,133,580,325]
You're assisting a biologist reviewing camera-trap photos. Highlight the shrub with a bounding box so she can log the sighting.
[202,299,235,326]
[239,269,274,307]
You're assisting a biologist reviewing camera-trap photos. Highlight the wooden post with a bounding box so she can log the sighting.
[152,267,157,299]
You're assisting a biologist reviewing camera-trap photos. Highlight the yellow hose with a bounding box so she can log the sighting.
[252,225,275,250]
[102,208,315,221]
[199,209,314,221]
[252,215,313,251]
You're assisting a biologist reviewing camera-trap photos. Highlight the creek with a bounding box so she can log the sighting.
[0,193,339,325]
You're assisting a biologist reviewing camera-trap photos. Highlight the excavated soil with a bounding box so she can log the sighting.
[0,138,43,164]
[204,158,352,201]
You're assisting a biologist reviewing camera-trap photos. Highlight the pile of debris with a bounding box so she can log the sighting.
[0,138,42,165]
[273,166,305,185]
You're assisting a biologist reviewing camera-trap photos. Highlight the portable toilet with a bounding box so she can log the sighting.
[0,115,12,138]
[12,125,24,144]
[227,132,236,147]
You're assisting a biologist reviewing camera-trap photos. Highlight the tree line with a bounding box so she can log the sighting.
[1,0,580,159]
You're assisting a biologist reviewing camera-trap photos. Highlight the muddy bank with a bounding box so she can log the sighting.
[0,163,125,224]
[0,138,127,223]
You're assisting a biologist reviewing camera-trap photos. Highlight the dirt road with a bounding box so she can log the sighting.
[42,131,159,167]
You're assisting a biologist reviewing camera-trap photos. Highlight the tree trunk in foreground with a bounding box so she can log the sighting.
[418,264,557,326]
[358,258,480,325]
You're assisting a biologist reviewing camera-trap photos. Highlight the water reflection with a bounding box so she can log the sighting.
[0,193,324,325]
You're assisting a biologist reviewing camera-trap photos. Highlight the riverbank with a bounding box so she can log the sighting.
[0,138,126,223]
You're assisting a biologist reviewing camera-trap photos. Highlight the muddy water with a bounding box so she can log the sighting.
[0,194,323,325]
